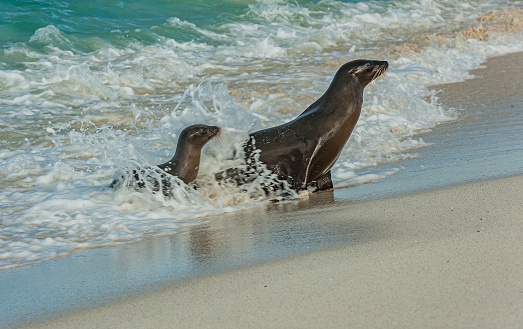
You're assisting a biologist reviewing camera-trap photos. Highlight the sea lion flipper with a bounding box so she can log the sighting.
[312,170,333,191]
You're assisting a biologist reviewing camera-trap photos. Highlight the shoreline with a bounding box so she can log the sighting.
[3,51,523,328]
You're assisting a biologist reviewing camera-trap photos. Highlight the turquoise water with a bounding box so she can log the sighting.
[1,0,368,49]
[1,0,250,45]
[1,0,523,269]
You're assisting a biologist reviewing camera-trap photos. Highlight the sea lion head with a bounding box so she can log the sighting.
[181,124,221,147]
[339,59,389,88]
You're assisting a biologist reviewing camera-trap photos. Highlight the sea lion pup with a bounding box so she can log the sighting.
[157,124,220,184]
[111,124,220,195]
[245,59,388,192]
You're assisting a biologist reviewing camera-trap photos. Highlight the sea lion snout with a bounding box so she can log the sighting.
[208,126,220,139]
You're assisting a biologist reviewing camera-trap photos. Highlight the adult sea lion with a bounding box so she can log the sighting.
[245,59,388,192]
[111,124,220,194]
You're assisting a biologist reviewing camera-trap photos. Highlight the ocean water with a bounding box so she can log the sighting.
[1,0,522,269]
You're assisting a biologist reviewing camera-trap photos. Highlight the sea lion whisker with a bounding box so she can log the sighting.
[372,70,382,84]
[213,131,224,145]
[371,67,387,84]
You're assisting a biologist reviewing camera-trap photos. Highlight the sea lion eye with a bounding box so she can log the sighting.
[200,128,209,135]
[353,64,372,74]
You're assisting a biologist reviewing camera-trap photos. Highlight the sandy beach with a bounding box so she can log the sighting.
[4,52,523,329]
[16,174,523,329]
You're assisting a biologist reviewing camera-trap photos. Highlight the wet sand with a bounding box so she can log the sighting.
[4,52,523,329]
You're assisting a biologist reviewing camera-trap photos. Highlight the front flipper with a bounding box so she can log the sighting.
[310,170,333,192]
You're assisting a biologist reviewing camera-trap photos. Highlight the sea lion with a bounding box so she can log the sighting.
[245,59,388,192]
[158,124,220,184]
[111,124,220,194]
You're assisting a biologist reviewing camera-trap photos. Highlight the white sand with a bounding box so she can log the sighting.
[20,174,523,329]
